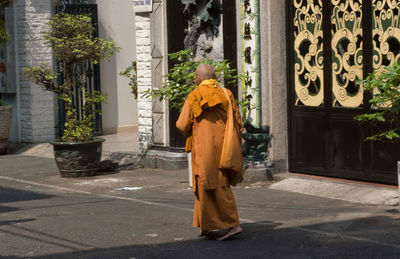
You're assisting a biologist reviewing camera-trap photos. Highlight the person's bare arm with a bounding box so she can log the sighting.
[176,99,194,136]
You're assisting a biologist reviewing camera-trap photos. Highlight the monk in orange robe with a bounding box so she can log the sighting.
[176,64,244,240]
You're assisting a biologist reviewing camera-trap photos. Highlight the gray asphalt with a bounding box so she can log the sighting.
[1,155,400,259]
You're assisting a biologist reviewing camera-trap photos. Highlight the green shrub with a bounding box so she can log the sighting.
[23,13,118,142]
[143,50,247,115]
[120,61,138,99]
[355,63,400,141]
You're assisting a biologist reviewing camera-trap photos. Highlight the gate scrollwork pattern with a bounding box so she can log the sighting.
[293,0,324,106]
[331,0,364,108]
[372,0,400,73]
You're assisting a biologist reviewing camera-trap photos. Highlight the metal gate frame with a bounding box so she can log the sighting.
[55,0,102,138]
[287,0,400,185]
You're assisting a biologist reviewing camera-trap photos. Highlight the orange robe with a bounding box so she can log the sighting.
[176,80,244,231]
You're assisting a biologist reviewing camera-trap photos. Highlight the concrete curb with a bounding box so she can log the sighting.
[270,176,399,206]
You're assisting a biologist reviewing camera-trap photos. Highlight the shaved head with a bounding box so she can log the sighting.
[195,64,217,85]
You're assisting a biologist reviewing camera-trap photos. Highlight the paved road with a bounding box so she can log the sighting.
[1,155,400,258]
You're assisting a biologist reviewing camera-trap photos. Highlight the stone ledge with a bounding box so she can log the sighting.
[242,161,274,183]
[104,149,188,171]
[144,149,188,171]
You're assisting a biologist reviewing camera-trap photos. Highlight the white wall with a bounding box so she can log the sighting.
[96,0,138,134]
[16,0,56,143]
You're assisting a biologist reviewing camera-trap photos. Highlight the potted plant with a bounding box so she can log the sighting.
[0,0,13,155]
[23,13,118,177]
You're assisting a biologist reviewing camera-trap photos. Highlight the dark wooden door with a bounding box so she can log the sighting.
[288,0,400,185]
[167,1,238,148]
[166,0,187,148]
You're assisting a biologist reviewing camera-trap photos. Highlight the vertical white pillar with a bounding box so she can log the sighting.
[135,13,153,153]
[17,0,55,143]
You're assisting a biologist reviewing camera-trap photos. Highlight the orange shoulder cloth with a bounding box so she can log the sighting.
[187,79,229,118]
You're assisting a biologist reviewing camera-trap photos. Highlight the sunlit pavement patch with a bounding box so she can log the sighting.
[75,178,122,185]
[115,187,143,191]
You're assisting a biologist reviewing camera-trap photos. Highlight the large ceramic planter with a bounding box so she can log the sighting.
[0,105,12,155]
[50,138,105,177]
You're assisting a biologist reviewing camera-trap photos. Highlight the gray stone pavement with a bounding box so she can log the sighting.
[1,155,400,258]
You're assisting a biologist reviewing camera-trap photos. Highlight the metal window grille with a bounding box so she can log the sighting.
[55,0,102,138]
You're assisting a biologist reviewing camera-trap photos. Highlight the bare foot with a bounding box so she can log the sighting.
[199,230,212,237]
[216,226,243,241]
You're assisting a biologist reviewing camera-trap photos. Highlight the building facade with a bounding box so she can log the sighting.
[135,0,400,185]
[134,0,288,174]
[287,0,400,185]
[3,0,400,185]
[1,0,138,144]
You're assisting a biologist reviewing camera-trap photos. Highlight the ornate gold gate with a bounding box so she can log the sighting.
[289,0,400,184]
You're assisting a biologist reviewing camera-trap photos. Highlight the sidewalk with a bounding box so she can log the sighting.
[6,132,400,207]
[8,132,140,159]
[271,173,399,206]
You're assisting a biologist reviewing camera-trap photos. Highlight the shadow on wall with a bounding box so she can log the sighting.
[98,22,119,132]
[20,216,400,259]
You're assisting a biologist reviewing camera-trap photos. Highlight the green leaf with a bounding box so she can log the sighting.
[354,62,400,142]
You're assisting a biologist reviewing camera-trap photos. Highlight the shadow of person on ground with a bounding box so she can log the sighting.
[14,216,400,259]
